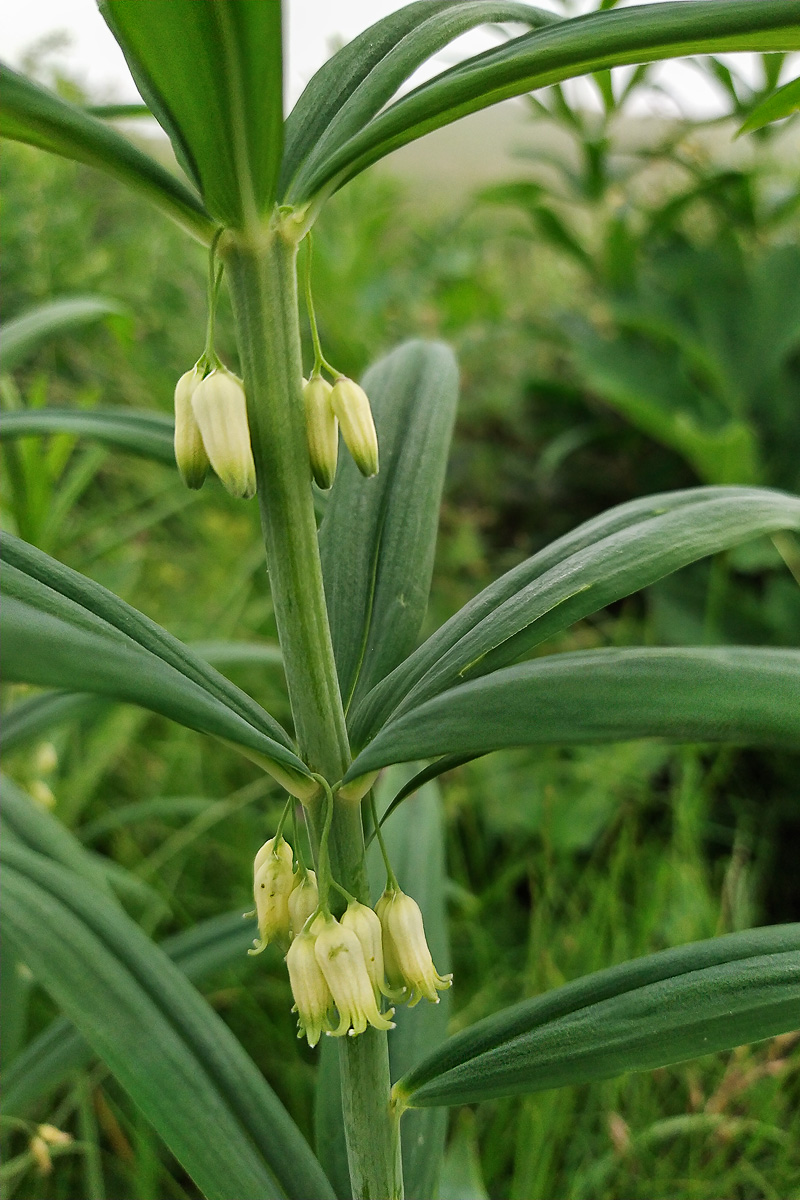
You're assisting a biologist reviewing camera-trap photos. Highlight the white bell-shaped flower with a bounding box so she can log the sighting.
[286,917,332,1048]
[314,916,395,1036]
[376,888,452,1007]
[191,367,256,499]
[173,366,210,489]
[303,375,338,489]
[251,836,294,950]
[330,377,379,478]
[288,869,319,939]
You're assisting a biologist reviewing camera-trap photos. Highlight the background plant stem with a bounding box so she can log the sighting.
[223,222,402,1200]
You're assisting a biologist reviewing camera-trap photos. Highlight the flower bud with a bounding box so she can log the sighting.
[288,869,319,939]
[303,376,338,489]
[286,917,332,1047]
[174,366,210,489]
[330,377,379,478]
[376,888,452,1007]
[314,916,395,1036]
[251,836,294,951]
[341,900,387,1001]
[191,368,256,499]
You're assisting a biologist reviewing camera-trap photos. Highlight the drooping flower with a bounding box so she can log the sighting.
[251,836,294,950]
[190,367,256,499]
[173,366,210,489]
[329,377,379,477]
[303,375,338,489]
[314,915,395,1036]
[288,868,319,939]
[376,888,452,1006]
[341,899,389,1001]
[286,916,332,1047]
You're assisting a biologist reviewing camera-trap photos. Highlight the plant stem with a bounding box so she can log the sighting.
[222,219,402,1200]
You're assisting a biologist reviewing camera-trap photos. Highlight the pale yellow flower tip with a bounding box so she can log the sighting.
[174,366,210,489]
[288,869,319,940]
[303,375,338,489]
[251,836,294,951]
[376,888,452,1007]
[191,368,256,499]
[314,916,395,1036]
[286,919,332,1048]
[330,377,379,478]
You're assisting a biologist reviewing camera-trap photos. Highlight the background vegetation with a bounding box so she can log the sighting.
[2,47,799,1200]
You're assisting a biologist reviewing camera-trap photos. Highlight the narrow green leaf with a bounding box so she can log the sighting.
[0,536,314,796]
[738,74,800,134]
[319,341,458,715]
[350,486,800,747]
[2,909,256,1116]
[0,63,213,242]
[0,691,106,755]
[289,0,800,202]
[1,845,334,1199]
[347,647,800,778]
[285,1,557,201]
[0,408,175,463]
[100,0,283,226]
[395,925,800,1106]
[0,297,127,373]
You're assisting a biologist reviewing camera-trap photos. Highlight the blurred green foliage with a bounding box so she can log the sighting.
[1,50,799,1199]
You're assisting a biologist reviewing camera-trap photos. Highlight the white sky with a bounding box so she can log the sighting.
[0,0,786,120]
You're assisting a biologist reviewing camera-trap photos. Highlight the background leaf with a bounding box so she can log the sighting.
[0,63,213,241]
[0,296,127,373]
[100,0,283,227]
[348,647,800,777]
[395,925,800,1106]
[738,74,800,134]
[350,486,800,747]
[1,843,335,1199]
[0,536,314,795]
[289,0,800,202]
[0,407,175,463]
[320,340,458,715]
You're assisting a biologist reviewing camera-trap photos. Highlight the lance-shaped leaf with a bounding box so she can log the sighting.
[394,925,800,1106]
[738,74,800,134]
[349,486,800,747]
[0,536,314,798]
[0,64,213,242]
[0,407,176,463]
[100,0,283,227]
[0,691,106,755]
[347,647,800,778]
[1,844,334,1199]
[290,0,800,203]
[0,296,127,373]
[320,341,458,715]
[282,0,557,199]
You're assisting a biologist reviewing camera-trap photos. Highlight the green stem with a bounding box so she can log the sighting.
[222,218,402,1200]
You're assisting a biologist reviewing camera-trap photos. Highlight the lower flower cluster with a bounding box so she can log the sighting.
[249,835,452,1047]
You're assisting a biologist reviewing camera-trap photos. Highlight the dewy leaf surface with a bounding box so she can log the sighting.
[0,64,213,242]
[101,0,283,227]
[395,925,800,1106]
[290,0,800,202]
[0,536,313,795]
[348,647,800,777]
[1,844,335,1200]
[0,408,176,464]
[349,486,800,746]
[320,341,458,714]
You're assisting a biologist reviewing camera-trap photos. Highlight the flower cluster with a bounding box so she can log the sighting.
[303,374,379,488]
[249,837,451,1047]
[174,365,256,499]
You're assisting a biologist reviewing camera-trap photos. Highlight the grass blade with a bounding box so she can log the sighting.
[0,407,175,463]
[0,296,127,372]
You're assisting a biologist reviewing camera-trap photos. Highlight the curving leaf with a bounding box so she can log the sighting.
[0,63,213,242]
[347,647,800,778]
[320,341,458,716]
[0,297,127,373]
[0,536,315,798]
[350,486,800,747]
[738,73,800,134]
[395,925,800,1106]
[288,0,800,203]
[100,0,283,227]
[283,0,557,200]
[1,844,334,1199]
[0,691,106,755]
[0,407,175,462]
